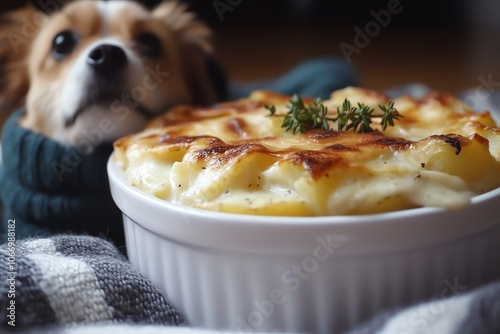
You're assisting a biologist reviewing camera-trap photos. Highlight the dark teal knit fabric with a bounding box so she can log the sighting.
[229,57,359,100]
[0,111,124,248]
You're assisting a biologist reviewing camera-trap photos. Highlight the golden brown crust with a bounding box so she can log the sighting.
[114,87,500,216]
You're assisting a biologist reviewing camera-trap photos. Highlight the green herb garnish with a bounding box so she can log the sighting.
[265,95,403,134]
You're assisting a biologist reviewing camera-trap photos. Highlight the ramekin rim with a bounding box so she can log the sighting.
[107,154,500,227]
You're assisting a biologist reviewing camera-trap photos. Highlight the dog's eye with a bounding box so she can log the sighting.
[52,30,79,59]
[136,32,162,57]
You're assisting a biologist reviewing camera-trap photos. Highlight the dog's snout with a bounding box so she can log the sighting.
[87,45,127,75]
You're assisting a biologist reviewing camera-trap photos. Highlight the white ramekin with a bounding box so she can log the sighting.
[108,156,500,334]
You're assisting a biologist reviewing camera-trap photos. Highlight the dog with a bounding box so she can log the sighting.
[0,0,226,147]
[0,0,227,246]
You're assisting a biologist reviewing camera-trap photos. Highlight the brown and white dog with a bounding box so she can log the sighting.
[0,0,224,147]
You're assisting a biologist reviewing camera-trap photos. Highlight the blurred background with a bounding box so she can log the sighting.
[1,0,499,92]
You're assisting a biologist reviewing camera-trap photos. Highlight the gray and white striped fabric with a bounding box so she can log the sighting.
[0,235,185,331]
[346,280,500,334]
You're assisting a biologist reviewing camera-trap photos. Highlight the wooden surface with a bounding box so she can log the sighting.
[1,25,493,129]
[214,24,495,94]
[0,1,488,96]
[0,3,496,124]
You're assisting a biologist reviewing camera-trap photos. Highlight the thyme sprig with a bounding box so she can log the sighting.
[266,95,403,134]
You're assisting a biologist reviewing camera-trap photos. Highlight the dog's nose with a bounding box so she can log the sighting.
[87,44,127,75]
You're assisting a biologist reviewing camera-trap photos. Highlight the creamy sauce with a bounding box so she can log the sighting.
[114,87,500,216]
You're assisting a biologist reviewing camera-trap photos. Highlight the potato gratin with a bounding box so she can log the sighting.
[113,87,500,216]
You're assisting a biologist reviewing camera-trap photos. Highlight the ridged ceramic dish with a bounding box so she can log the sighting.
[108,156,500,333]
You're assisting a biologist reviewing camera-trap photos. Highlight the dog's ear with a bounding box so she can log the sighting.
[152,0,213,53]
[0,5,46,118]
[153,1,227,104]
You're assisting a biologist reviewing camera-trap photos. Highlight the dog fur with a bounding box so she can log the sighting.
[0,0,222,147]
